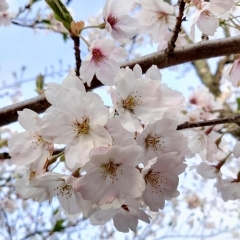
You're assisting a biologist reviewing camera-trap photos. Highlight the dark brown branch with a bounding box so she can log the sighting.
[177,115,240,130]
[1,35,240,127]
[70,34,81,77]
[165,0,186,54]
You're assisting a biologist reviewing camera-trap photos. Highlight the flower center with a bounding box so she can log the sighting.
[202,9,212,19]
[28,131,46,149]
[145,171,168,192]
[157,12,168,23]
[92,48,106,64]
[145,134,166,152]
[123,96,138,110]
[101,161,120,182]
[107,13,119,28]
[145,171,160,188]
[76,118,90,136]
[54,183,73,199]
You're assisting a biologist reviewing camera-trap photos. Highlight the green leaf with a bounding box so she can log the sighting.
[52,219,65,232]
[237,97,240,110]
[45,0,73,31]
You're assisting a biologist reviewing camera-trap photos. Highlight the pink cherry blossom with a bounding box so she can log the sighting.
[74,139,145,209]
[80,39,127,86]
[142,153,187,212]
[103,0,139,42]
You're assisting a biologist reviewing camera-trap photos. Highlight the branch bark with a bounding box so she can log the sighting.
[1,35,240,127]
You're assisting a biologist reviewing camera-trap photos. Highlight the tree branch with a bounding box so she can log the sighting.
[165,0,186,54]
[1,35,240,127]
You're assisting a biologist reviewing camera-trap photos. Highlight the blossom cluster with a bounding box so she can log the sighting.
[6,0,240,233]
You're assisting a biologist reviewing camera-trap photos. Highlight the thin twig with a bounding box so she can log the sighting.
[177,115,240,130]
[165,0,186,54]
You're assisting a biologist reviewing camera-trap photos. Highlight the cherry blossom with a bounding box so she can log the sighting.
[142,153,187,212]
[80,39,127,86]
[103,0,139,42]
[74,139,145,209]
[111,65,165,132]
[8,109,52,174]
[41,88,112,169]
[136,117,190,163]
[91,198,151,232]
[29,172,90,215]
[136,0,176,42]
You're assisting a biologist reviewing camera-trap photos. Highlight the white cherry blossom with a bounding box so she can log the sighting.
[80,39,127,86]
[136,117,190,163]
[8,109,52,174]
[41,88,112,169]
[111,66,165,132]
[30,172,90,215]
[136,0,176,42]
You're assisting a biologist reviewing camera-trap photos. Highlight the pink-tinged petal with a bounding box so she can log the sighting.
[65,134,94,168]
[113,213,132,232]
[111,46,127,61]
[91,39,116,55]
[142,185,165,211]
[80,60,96,87]
[8,132,48,166]
[74,167,106,200]
[96,59,120,86]
[56,88,87,120]
[18,109,40,131]
[57,189,82,215]
[229,60,240,87]
[62,74,86,93]
[40,111,76,144]
[115,165,145,198]
[133,64,142,79]
[88,104,109,127]
[210,0,235,14]
[118,107,142,132]
[128,207,151,224]
[44,83,61,105]
[145,65,162,81]
[107,142,142,166]
[197,10,218,36]
[88,127,112,147]
[233,141,240,158]
[114,68,135,99]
